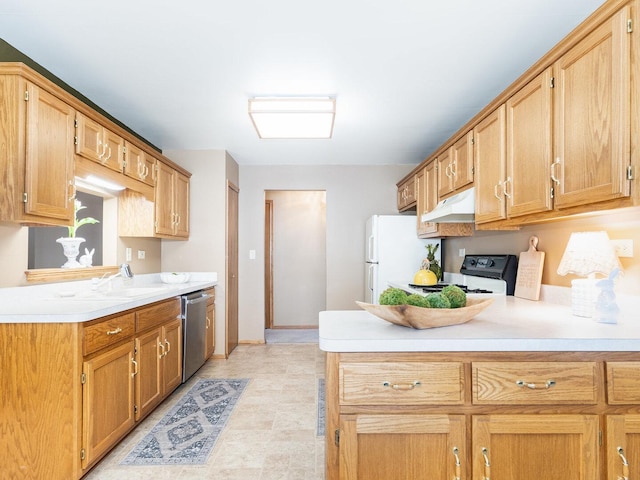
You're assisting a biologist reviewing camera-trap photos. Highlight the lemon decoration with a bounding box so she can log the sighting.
[413,269,438,286]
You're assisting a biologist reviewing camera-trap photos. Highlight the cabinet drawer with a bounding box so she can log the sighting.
[83,313,135,356]
[136,297,181,332]
[473,362,598,405]
[339,362,464,405]
[607,362,640,404]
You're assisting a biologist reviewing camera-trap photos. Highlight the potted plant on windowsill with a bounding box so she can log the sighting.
[56,200,99,268]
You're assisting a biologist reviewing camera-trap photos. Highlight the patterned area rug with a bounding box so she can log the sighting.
[121,378,248,465]
[317,378,325,436]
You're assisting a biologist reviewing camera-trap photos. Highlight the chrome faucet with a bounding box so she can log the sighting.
[91,263,134,291]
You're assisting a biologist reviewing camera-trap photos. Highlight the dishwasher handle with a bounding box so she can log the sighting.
[185,293,210,305]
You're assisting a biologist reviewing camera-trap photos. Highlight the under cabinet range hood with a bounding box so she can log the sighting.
[421,187,476,223]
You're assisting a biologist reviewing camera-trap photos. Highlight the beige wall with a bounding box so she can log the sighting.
[162,149,238,356]
[239,164,414,342]
[266,190,327,327]
[444,206,640,295]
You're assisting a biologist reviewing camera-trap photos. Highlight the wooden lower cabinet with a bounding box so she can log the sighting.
[607,415,640,480]
[473,414,599,480]
[82,342,135,469]
[339,414,465,480]
[326,352,640,480]
[135,312,183,421]
[205,287,216,359]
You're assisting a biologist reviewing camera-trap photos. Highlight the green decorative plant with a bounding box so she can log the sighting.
[67,199,99,238]
[421,244,442,281]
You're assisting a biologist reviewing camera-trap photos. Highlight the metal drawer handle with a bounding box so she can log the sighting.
[516,379,556,389]
[158,342,166,358]
[481,447,491,480]
[453,446,461,480]
[382,380,421,390]
[131,358,138,377]
[106,327,123,335]
[164,339,171,354]
[617,446,629,480]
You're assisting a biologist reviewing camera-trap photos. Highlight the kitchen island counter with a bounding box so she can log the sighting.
[319,293,640,352]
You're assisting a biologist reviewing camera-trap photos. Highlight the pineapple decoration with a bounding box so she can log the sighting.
[421,244,442,281]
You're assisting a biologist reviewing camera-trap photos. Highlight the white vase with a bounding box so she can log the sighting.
[56,237,86,268]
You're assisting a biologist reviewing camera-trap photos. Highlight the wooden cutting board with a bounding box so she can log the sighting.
[514,236,545,301]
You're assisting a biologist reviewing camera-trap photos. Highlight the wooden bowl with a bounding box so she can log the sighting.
[355,297,494,329]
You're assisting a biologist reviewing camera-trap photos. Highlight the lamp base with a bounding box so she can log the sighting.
[571,278,597,318]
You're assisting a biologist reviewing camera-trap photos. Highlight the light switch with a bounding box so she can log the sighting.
[126,248,132,261]
[138,250,145,260]
[249,249,256,260]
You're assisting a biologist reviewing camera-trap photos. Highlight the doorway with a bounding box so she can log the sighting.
[226,181,239,356]
[264,190,326,329]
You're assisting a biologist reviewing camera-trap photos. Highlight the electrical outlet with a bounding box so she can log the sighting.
[249,249,256,260]
[137,250,146,260]
[611,239,633,258]
[125,248,132,262]
[458,248,466,258]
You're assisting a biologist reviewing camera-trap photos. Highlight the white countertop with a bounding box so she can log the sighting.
[0,272,217,323]
[319,292,640,352]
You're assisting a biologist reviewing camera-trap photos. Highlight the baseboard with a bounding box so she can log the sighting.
[210,353,227,359]
[239,339,266,345]
[269,325,318,329]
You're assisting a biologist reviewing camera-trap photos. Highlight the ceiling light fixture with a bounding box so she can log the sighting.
[248,97,336,139]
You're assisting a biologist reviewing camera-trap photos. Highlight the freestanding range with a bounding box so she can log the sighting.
[181,290,208,383]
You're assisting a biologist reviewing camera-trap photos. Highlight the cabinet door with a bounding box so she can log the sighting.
[437,148,453,198]
[340,414,466,480]
[607,415,640,480]
[155,161,175,236]
[174,171,190,238]
[415,167,428,235]
[24,82,75,222]
[206,301,215,359]
[473,414,599,480]
[474,106,506,224]
[135,328,163,420]
[162,318,183,396]
[124,141,154,185]
[422,161,439,235]
[506,67,553,218]
[451,131,474,192]
[75,113,104,163]
[553,6,631,209]
[101,127,124,173]
[82,342,135,469]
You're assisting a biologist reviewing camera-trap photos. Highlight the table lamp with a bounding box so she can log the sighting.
[556,231,622,318]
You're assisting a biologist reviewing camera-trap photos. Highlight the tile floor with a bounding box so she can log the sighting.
[84,343,326,480]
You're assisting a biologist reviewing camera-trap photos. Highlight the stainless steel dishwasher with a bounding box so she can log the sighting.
[181,290,209,383]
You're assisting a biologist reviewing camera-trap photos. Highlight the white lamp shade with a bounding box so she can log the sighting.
[557,231,622,277]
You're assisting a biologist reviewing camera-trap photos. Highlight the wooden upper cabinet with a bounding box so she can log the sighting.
[553,6,632,209]
[75,112,124,173]
[506,67,554,218]
[23,81,75,224]
[155,161,190,238]
[474,105,507,224]
[397,175,416,211]
[437,131,474,199]
[123,141,156,186]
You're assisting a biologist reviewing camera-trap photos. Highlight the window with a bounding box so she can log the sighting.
[28,191,104,269]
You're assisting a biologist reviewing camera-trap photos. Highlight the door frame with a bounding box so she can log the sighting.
[264,199,274,329]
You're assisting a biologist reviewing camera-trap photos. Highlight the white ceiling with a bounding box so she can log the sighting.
[1,0,604,166]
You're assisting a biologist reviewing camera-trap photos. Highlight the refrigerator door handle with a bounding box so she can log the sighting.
[367,234,376,263]
[367,264,376,300]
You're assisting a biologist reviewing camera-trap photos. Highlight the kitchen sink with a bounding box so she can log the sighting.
[52,286,168,301]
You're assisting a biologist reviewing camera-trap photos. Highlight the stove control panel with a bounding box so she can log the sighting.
[460,254,518,295]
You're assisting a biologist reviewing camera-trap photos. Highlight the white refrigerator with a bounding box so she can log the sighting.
[365,215,441,304]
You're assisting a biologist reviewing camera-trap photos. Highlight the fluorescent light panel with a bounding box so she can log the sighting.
[76,175,126,192]
[248,97,335,139]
